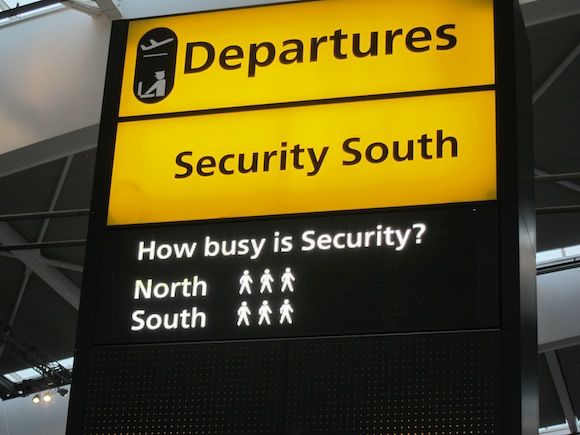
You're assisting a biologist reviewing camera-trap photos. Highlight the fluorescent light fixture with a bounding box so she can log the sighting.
[536,248,564,263]
[564,245,580,256]
[539,421,579,434]
[536,244,580,264]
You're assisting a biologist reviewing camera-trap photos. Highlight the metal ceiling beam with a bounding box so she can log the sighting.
[0,239,87,251]
[540,334,580,354]
[38,155,74,242]
[545,351,580,434]
[43,257,84,273]
[535,169,580,194]
[0,125,97,179]
[0,0,60,19]
[0,252,84,272]
[0,154,80,356]
[537,205,580,215]
[0,209,90,222]
[65,0,101,16]
[522,0,580,27]
[0,223,80,310]
[536,172,580,183]
[93,0,121,19]
[0,270,32,362]
[533,42,580,104]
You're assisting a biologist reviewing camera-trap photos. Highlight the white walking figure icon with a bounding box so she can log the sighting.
[260,269,274,293]
[279,299,294,325]
[281,267,295,293]
[239,270,253,295]
[258,300,273,326]
[237,301,251,327]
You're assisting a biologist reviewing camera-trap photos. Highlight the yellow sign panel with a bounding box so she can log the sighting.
[108,91,497,226]
[119,0,495,117]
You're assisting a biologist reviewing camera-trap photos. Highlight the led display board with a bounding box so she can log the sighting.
[96,205,499,344]
[66,1,536,434]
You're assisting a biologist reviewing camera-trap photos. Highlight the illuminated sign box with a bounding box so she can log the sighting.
[68,1,537,434]
[109,91,497,225]
[119,0,495,117]
[109,0,497,226]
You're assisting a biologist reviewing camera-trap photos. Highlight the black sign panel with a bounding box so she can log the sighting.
[95,204,499,344]
[133,27,177,103]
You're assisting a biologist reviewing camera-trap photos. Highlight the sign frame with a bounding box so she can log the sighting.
[66,1,537,434]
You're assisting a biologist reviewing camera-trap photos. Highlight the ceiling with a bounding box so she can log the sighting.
[0,0,579,431]
[530,9,580,252]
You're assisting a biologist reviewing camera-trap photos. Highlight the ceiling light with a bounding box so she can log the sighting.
[31,394,41,404]
[42,392,52,403]
[57,388,69,397]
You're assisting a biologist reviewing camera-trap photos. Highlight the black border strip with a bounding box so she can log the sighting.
[91,327,503,349]
[118,84,496,123]
[107,200,498,231]
[65,19,129,435]
[537,259,580,275]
